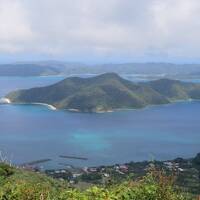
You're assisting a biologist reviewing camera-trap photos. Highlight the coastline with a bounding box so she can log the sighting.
[31,102,57,110]
[0,98,11,104]
[66,98,198,114]
[2,97,199,113]
[1,98,57,111]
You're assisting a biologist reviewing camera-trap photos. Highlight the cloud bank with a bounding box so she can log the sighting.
[0,0,200,61]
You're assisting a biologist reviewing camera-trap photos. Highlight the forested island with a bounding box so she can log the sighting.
[6,73,200,112]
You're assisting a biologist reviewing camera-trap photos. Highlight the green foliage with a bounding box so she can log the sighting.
[80,173,102,183]
[0,164,194,200]
[0,163,14,178]
[193,153,200,165]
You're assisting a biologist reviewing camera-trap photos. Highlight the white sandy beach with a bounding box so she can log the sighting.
[0,98,11,104]
[31,103,57,110]
[0,98,57,111]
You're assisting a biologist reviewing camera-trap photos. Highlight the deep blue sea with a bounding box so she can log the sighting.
[0,76,200,169]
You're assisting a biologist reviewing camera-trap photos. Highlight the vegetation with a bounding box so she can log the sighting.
[45,153,200,196]
[0,163,195,200]
[6,73,200,112]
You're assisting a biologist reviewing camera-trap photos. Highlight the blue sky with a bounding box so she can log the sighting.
[0,0,200,63]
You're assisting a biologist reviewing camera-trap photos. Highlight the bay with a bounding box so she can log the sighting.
[0,76,200,169]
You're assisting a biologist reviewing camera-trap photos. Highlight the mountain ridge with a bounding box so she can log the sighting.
[2,61,200,78]
[6,73,200,112]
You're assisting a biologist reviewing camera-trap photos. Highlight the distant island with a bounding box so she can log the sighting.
[5,73,200,112]
[2,61,200,79]
[0,63,61,76]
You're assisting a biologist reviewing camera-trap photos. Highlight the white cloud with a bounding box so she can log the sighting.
[0,0,200,61]
[0,0,35,52]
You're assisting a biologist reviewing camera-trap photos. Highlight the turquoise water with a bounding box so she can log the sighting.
[0,76,200,169]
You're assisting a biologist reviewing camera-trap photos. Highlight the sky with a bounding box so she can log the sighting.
[0,0,200,63]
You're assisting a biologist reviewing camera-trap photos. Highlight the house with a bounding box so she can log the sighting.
[88,167,98,173]
[119,165,128,172]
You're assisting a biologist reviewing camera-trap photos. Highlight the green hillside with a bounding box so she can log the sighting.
[6,73,200,112]
[0,163,192,200]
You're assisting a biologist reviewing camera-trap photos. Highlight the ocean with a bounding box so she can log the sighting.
[0,76,200,169]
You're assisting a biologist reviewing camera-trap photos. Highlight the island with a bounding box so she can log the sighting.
[5,73,200,112]
[0,63,61,76]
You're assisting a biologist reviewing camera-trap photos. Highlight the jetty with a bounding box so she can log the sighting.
[21,159,51,166]
[59,155,88,161]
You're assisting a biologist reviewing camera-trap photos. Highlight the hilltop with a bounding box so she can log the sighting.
[6,73,200,112]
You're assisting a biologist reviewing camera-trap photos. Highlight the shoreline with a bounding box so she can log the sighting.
[1,98,199,113]
[1,98,57,111]
[0,98,11,104]
[65,98,199,114]
[31,102,57,110]
[26,152,199,174]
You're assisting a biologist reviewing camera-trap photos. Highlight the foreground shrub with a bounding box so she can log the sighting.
[0,164,193,200]
[58,171,189,200]
[0,163,14,178]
